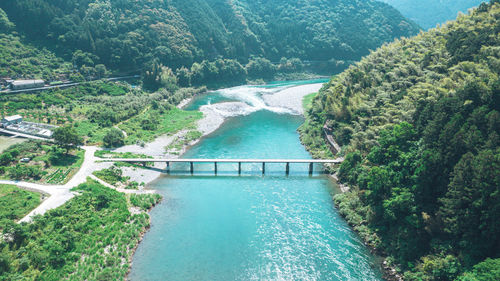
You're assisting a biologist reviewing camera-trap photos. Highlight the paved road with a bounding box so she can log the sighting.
[4,146,156,223]
[1,146,100,223]
[0,75,140,95]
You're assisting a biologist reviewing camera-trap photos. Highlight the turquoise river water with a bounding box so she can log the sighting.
[129,80,383,280]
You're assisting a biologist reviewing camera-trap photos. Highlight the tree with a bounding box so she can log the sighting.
[459,258,500,281]
[72,50,98,68]
[439,149,500,265]
[103,128,124,148]
[246,57,276,79]
[52,126,83,153]
[95,64,107,78]
[176,67,191,87]
[159,66,178,93]
[0,152,13,166]
[140,118,158,131]
[9,164,42,180]
[0,8,14,32]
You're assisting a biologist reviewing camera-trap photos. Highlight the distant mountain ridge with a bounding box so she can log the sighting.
[0,0,419,73]
[379,0,486,29]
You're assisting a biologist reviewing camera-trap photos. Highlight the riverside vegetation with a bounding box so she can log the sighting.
[0,181,162,280]
[301,1,500,280]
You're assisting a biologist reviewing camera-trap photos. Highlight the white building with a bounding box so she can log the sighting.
[1,115,23,127]
[10,80,45,90]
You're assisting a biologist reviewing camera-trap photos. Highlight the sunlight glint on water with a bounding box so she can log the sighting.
[129,81,382,281]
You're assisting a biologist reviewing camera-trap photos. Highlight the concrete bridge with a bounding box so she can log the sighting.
[100,158,344,175]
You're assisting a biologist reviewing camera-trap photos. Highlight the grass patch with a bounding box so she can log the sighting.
[302,91,318,112]
[0,136,26,154]
[93,166,129,185]
[94,150,152,159]
[119,108,203,145]
[93,166,141,189]
[0,184,41,222]
[73,121,108,145]
[129,193,162,211]
[165,130,202,153]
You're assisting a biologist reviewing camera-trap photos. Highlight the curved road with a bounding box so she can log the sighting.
[1,146,102,223]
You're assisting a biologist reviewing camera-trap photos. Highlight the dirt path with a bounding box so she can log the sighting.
[89,175,156,194]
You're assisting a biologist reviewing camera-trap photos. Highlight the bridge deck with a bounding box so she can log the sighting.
[100,158,343,164]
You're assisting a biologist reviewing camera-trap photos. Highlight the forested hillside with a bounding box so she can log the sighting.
[0,9,71,81]
[380,0,486,29]
[301,0,499,279]
[0,0,419,80]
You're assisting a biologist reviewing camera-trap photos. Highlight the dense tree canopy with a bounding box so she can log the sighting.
[302,1,500,279]
[53,126,83,152]
[0,0,419,74]
[103,128,125,148]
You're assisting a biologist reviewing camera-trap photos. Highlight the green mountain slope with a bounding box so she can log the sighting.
[380,0,486,29]
[0,0,419,73]
[302,1,499,279]
[0,8,71,81]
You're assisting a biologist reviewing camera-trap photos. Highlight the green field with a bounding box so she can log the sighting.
[119,108,203,145]
[0,184,41,222]
[302,92,318,113]
[0,136,26,154]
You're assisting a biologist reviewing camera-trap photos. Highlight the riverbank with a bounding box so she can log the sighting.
[262,83,323,115]
[112,82,326,188]
[128,110,383,280]
[5,80,326,223]
[119,81,330,279]
[297,97,402,280]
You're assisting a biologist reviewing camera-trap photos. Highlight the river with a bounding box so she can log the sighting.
[129,80,383,280]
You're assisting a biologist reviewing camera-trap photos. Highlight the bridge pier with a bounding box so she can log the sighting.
[102,158,344,176]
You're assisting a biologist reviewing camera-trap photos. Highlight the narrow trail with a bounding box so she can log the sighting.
[2,146,151,223]
[89,175,156,194]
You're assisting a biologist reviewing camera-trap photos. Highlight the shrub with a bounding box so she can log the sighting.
[103,128,125,148]
[0,152,13,166]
